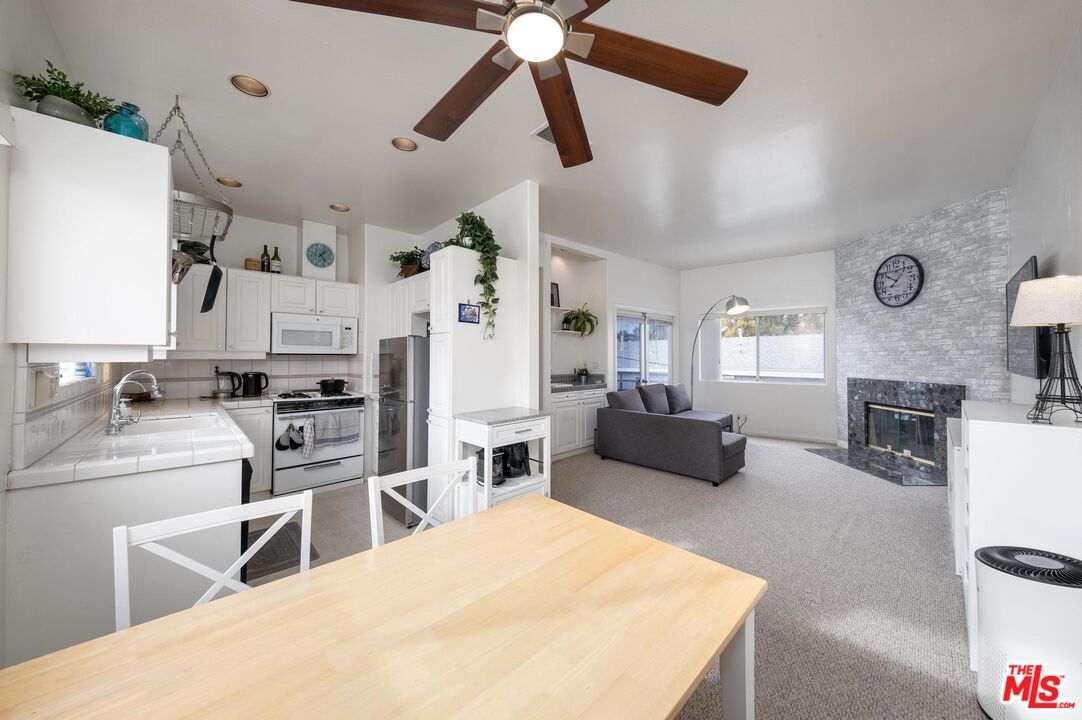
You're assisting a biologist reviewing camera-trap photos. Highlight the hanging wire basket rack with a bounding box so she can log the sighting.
[172,190,233,245]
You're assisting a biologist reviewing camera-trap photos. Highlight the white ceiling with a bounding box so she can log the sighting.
[42,0,1082,269]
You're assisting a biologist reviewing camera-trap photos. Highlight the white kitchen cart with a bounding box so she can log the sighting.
[454,409,552,511]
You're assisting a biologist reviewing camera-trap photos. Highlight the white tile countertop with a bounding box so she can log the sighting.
[7,398,254,491]
[455,407,550,426]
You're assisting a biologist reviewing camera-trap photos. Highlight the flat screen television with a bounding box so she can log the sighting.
[1006,256,1049,379]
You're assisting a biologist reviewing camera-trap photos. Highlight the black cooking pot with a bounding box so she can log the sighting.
[318,378,347,394]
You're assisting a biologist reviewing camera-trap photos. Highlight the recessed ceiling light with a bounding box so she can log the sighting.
[391,136,418,152]
[229,74,270,98]
[215,176,243,188]
[329,203,350,213]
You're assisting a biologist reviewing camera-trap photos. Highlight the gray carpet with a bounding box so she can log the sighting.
[551,437,983,720]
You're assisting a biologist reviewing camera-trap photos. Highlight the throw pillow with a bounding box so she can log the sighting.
[637,383,670,414]
[665,384,692,414]
[606,389,647,412]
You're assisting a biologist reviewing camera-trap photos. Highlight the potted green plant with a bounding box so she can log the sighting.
[389,247,425,278]
[574,367,591,384]
[13,60,115,128]
[563,304,598,337]
[445,211,501,339]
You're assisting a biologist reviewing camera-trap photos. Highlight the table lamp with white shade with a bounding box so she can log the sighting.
[1009,275,1082,423]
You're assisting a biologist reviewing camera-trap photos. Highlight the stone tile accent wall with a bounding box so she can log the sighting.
[835,190,1010,442]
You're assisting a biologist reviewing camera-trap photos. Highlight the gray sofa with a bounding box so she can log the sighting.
[596,384,746,486]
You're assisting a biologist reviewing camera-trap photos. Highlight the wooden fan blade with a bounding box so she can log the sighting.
[569,23,747,106]
[530,56,592,168]
[415,40,522,141]
[290,0,503,33]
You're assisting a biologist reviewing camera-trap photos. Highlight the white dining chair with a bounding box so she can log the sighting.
[368,458,477,548]
[112,490,313,631]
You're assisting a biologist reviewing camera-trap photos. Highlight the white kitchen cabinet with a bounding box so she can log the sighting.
[385,282,410,338]
[553,403,581,455]
[228,406,273,493]
[551,389,606,455]
[409,274,430,313]
[226,269,271,353]
[581,398,603,446]
[428,332,451,418]
[271,275,316,314]
[429,252,451,333]
[7,108,171,359]
[317,280,358,317]
[427,413,450,467]
[175,265,226,353]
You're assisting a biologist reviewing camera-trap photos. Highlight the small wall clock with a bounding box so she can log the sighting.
[306,242,335,269]
[874,254,924,307]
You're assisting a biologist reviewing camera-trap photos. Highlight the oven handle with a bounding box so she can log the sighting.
[303,461,342,472]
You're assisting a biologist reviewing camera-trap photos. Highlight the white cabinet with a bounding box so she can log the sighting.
[429,252,451,334]
[553,403,581,455]
[409,274,430,313]
[582,398,603,446]
[6,108,171,359]
[317,280,358,317]
[226,269,271,353]
[385,282,410,338]
[456,415,552,513]
[176,265,226,353]
[428,333,451,418]
[228,406,273,493]
[271,275,316,314]
[427,413,450,467]
[551,389,606,455]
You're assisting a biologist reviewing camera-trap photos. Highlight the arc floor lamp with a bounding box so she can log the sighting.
[690,294,750,405]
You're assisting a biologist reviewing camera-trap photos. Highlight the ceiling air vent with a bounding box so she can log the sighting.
[532,123,556,145]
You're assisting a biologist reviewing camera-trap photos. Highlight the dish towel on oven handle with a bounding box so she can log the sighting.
[312,410,362,450]
[300,416,316,459]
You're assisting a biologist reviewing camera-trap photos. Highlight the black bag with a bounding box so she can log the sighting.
[502,442,532,479]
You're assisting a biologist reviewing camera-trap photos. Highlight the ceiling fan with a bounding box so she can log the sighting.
[291,0,748,167]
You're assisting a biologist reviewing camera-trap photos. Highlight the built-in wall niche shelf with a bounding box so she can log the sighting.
[553,330,584,336]
[550,306,572,313]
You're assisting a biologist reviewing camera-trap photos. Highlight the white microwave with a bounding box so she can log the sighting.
[271,313,358,355]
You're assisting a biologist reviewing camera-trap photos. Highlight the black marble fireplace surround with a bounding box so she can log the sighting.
[808,378,967,486]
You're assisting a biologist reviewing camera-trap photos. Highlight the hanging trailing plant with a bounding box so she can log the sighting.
[445,211,501,338]
[563,304,597,337]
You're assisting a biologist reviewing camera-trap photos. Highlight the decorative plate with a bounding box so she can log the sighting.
[421,241,443,270]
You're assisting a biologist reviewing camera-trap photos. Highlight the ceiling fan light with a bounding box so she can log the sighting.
[506,10,565,63]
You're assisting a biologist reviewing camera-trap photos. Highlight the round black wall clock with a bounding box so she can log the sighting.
[873,254,924,307]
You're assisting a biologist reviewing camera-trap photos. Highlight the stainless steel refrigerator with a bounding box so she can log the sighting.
[377,336,429,527]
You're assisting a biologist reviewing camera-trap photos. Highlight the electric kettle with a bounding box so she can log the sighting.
[240,371,269,398]
[213,366,242,399]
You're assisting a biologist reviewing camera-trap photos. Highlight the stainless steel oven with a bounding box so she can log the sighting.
[272,395,364,495]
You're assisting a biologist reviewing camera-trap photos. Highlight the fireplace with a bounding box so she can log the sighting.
[807,378,966,486]
[865,403,936,466]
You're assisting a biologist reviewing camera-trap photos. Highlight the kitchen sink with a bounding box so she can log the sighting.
[124,415,224,436]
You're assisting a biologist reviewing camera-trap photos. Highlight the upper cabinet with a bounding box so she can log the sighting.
[226,269,271,353]
[7,108,171,361]
[271,276,358,318]
[317,280,358,318]
[175,265,226,353]
[271,275,316,314]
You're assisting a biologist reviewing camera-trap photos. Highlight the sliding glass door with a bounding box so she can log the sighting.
[616,311,673,389]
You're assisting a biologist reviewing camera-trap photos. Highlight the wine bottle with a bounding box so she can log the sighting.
[260,244,270,272]
[270,246,281,274]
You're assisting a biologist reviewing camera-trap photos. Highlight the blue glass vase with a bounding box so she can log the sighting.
[103,102,149,141]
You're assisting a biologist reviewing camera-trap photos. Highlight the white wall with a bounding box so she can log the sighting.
[549,250,606,375]
[213,214,350,283]
[1008,23,1082,403]
[679,251,838,443]
[0,0,69,668]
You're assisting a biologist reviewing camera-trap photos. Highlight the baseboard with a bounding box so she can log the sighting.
[742,431,838,446]
[553,446,595,461]
[836,439,848,449]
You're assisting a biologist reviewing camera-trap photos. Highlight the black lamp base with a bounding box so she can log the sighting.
[1028,323,1082,424]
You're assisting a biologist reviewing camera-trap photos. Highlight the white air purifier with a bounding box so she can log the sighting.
[976,546,1082,720]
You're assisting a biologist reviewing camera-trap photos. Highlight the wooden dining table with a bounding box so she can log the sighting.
[0,495,767,719]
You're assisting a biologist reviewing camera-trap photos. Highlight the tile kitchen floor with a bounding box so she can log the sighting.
[248,481,412,587]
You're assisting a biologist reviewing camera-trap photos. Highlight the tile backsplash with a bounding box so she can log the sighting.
[120,354,365,400]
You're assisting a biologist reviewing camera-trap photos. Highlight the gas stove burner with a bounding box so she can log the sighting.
[278,392,312,399]
[321,391,350,398]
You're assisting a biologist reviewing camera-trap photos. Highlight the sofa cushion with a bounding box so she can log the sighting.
[665,384,692,414]
[606,389,647,412]
[637,383,670,414]
[674,410,734,429]
[722,432,747,459]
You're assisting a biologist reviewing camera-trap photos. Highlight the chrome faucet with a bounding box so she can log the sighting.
[106,370,164,435]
